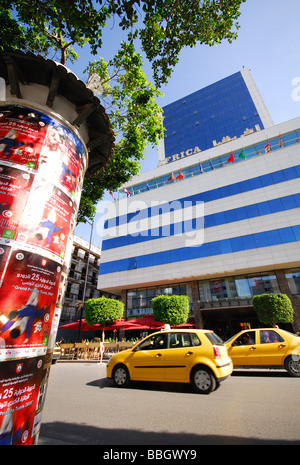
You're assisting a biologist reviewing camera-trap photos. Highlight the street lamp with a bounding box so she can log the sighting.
[77,218,94,341]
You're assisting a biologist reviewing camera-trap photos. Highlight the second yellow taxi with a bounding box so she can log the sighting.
[225,328,300,376]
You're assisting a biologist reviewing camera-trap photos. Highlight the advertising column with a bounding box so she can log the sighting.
[0,103,87,444]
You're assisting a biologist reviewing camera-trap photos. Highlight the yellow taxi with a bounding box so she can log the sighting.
[107,329,232,394]
[225,328,300,377]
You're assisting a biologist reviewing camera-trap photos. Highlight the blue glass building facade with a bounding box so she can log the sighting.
[163,71,264,159]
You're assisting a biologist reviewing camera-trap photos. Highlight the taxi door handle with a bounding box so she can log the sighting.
[249,346,257,350]
[155,353,162,357]
[278,344,286,348]
[186,351,194,356]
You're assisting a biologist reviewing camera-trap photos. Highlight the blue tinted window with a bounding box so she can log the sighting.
[152,252,161,266]
[294,193,300,207]
[260,174,273,187]
[242,234,256,250]
[239,180,252,193]
[229,183,241,195]
[246,204,259,218]
[219,185,230,198]
[210,188,220,201]
[284,167,298,180]
[269,198,283,213]
[250,177,262,189]
[224,209,237,223]
[179,247,190,261]
[254,232,269,248]
[198,243,210,257]
[161,250,171,265]
[219,239,232,254]
[271,170,285,183]
[209,241,222,256]
[190,246,201,259]
[279,227,295,243]
[230,236,244,252]
[112,260,121,273]
[281,195,297,210]
[121,258,129,271]
[205,214,216,228]
[257,201,272,215]
[266,229,282,246]
[235,206,248,220]
[292,225,300,241]
[214,212,226,225]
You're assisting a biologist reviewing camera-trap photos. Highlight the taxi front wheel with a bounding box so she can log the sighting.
[191,366,217,394]
[112,364,130,387]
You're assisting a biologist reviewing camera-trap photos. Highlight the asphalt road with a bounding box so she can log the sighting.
[39,361,300,446]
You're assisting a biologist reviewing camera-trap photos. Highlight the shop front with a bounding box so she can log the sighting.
[200,305,259,341]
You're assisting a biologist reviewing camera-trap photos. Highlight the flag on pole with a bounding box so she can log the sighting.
[109,190,114,200]
[123,187,131,197]
[199,163,203,173]
[209,160,214,170]
[264,142,270,153]
[176,169,184,179]
[227,152,234,163]
[146,182,150,191]
[168,173,175,181]
[238,148,245,159]
[279,134,283,147]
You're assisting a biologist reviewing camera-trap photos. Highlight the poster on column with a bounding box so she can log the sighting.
[0,104,84,198]
[17,180,76,262]
[0,354,52,445]
[0,249,62,360]
[38,120,83,197]
[0,165,34,241]
[0,105,49,170]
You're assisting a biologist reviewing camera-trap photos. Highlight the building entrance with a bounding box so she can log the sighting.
[200,306,260,341]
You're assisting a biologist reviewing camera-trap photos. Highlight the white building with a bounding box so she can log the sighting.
[61,236,101,322]
[98,70,300,337]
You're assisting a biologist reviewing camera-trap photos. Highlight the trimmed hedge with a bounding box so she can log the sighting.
[252,293,294,326]
[152,295,189,326]
[85,296,124,326]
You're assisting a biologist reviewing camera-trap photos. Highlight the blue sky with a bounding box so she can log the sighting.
[74,0,300,246]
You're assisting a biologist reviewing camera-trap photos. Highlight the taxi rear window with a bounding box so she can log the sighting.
[205,332,224,345]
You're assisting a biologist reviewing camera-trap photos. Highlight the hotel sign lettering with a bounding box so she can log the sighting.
[165,146,201,164]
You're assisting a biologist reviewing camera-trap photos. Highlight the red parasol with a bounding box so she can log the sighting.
[59,318,140,331]
[126,314,164,328]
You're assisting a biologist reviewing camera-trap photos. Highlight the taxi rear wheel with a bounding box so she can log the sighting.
[112,364,130,387]
[191,366,217,394]
[284,356,300,377]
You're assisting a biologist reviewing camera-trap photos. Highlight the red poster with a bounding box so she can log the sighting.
[0,166,34,241]
[0,250,62,357]
[0,105,48,170]
[0,356,48,445]
[18,182,75,261]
